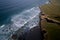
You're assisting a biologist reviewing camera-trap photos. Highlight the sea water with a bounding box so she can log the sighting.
[0,0,48,40]
[0,7,40,40]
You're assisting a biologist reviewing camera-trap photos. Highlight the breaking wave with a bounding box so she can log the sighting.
[0,7,40,40]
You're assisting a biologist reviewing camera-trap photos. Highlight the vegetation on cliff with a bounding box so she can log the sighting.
[40,0,60,40]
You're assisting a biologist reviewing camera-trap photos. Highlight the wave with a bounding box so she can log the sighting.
[11,7,40,31]
[0,7,40,40]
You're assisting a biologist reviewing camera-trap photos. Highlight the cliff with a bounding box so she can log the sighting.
[40,2,60,40]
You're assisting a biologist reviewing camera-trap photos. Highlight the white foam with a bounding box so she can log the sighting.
[0,25,5,28]
[45,1,49,4]
[11,7,40,30]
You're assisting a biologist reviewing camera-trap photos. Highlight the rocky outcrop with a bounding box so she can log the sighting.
[45,18,60,25]
[41,13,60,40]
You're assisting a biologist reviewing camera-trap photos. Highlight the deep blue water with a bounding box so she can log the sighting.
[0,0,48,25]
[0,0,48,40]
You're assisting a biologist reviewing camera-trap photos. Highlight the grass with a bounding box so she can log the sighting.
[40,4,60,40]
[45,22,60,40]
[40,4,60,21]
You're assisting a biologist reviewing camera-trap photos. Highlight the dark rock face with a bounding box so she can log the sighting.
[45,18,60,25]
[45,18,55,23]
[11,26,42,40]
[11,34,17,39]
[25,26,42,40]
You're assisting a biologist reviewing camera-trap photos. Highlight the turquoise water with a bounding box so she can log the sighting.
[0,0,48,40]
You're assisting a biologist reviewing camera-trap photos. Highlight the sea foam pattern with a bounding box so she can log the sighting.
[0,7,40,40]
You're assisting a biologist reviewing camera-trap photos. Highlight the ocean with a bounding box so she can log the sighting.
[0,0,48,40]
